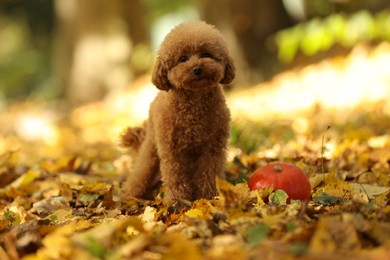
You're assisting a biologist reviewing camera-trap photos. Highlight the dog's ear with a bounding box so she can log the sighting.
[220,55,235,85]
[152,56,172,91]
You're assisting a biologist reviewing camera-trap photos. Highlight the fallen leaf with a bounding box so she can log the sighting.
[8,169,41,190]
[185,199,214,220]
[269,190,288,205]
[155,232,202,260]
[77,193,99,206]
[37,220,96,259]
[313,192,346,206]
[349,183,389,200]
[32,196,70,216]
[309,215,361,254]
[247,223,270,246]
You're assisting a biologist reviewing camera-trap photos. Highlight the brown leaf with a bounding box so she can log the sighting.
[32,196,70,216]
[309,215,361,254]
[155,232,202,260]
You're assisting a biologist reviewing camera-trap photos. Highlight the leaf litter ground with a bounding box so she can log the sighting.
[1,44,390,259]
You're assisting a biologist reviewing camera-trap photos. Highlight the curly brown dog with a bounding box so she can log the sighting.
[120,21,235,203]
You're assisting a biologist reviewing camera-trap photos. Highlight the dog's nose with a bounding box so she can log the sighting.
[193,66,202,76]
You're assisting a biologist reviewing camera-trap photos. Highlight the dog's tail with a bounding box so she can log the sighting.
[120,126,146,153]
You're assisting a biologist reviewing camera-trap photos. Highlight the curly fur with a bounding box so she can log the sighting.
[121,21,235,202]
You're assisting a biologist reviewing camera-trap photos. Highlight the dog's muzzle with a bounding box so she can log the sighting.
[193,66,202,77]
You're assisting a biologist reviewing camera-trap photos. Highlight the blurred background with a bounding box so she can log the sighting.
[1,0,390,158]
[1,0,390,106]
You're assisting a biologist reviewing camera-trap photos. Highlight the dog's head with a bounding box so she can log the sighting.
[152,21,235,91]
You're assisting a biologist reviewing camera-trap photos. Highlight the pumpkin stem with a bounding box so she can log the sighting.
[273,165,283,172]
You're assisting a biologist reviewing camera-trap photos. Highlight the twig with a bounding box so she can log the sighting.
[321,126,331,182]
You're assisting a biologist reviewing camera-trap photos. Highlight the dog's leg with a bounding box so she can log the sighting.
[121,137,160,200]
[159,155,196,202]
[192,152,226,200]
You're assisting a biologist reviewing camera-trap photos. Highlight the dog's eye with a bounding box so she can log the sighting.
[200,53,212,58]
[179,56,189,62]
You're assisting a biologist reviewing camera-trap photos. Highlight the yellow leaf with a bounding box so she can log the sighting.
[117,234,151,259]
[185,208,204,219]
[309,215,361,254]
[51,209,73,221]
[216,178,251,211]
[313,179,352,198]
[207,234,248,259]
[382,206,390,214]
[185,199,214,220]
[72,217,142,254]
[257,207,288,227]
[38,235,73,259]
[375,192,389,206]
[250,186,273,206]
[140,206,162,232]
[157,233,202,260]
[9,169,40,189]
[39,220,95,259]
[309,173,327,189]
[80,182,112,194]
[349,183,389,200]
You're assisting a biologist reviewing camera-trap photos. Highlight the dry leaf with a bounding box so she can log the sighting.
[349,183,389,200]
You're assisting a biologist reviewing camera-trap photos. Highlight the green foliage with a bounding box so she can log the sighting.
[2,207,21,228]
[78,193,100,206]
[289,242,308,255]
[3,207,11,220]
[275,10,390,63]
[247,224,270,246]
[86,237,105,258]
[313,192,346,205]
[286,222,298,232]
[230,120,295,154]
[143,0,195,20]
[0,2,55,100]
[269,189,288,205]
[227,169,249,185]
[230,123,262,154]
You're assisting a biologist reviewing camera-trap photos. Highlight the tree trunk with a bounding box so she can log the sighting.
[198,0,294,83]
[54,0,149,106]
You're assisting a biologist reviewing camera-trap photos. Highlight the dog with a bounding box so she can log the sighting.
[120,21,235,203]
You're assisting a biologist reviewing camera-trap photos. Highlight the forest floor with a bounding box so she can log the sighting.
[1,43,390,259]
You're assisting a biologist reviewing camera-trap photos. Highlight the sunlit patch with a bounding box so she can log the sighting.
[228,42,390,122]
[14,113,59,145]
[105,82,157,125]
[368,135,390,149]
[323,142,335,159]
[67,76,158,146]
[292,117,310,134]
